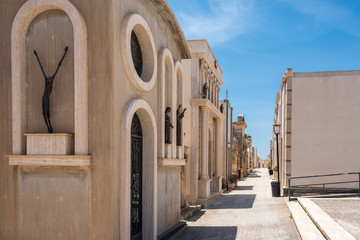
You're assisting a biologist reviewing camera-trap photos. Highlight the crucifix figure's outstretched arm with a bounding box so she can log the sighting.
[52,46,68,78]
[33,50,47,79]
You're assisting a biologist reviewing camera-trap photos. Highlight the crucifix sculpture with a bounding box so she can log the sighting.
[34,46,69,133]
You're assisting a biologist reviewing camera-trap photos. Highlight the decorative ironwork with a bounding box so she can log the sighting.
[131,31,143,78]
[131,113,142,239]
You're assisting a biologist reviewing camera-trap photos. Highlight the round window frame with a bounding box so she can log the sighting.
[121,13,157,92]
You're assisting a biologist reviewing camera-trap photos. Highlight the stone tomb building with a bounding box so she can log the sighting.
[273,68,360,195]
[183,39,225,207]
[232,114,248,178]
[0,0,191,239]
[220,98,233,189]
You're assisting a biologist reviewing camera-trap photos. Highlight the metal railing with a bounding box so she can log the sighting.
[288,172,360,201]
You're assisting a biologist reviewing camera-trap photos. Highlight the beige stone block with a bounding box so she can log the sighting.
[213,176,223,193]
[287,92,292,103]
[176,146,184,159]
[286,119,292,130]
[286,162,291,174]
[25,133,74,155]
[286,135,292,147]
[286,105,292,117]
[198,179,211,199]
[287,78,292,89]
[157,158,185,166]
[8,155,90,166]
[165,144,172,158]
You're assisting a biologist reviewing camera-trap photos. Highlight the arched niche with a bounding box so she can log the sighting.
[120,99,157,238]
[158,48,175,159]
[11,0,88,155]
[26,9,74,134]
[175,61,184,158]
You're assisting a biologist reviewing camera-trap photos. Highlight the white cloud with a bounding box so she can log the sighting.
[176,0,254,44]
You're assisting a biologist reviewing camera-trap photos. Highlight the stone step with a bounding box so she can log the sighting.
[180,205,201,220]
[197,192,219,208]
[287,201,325,240]
[298,198,356,240]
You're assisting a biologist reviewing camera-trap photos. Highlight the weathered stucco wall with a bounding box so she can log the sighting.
[157,167,181,234]
[291,71,360,187]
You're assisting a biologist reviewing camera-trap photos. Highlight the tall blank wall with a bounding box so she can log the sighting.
[292,74,360,186]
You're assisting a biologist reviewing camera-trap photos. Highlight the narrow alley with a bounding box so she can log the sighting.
[171,168,301,240]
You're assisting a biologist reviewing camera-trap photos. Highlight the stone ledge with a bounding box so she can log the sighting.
[158,158,185,166]
[7,155,91,167]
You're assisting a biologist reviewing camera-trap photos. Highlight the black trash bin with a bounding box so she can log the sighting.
[271,181,280,197]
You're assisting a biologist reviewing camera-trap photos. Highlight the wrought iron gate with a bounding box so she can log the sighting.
[131,114,142,239]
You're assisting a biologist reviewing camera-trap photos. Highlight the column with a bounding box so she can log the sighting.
[200,106,209,180]
[200,60,205,96]
[216,86,220,108]
[210,77,214,103]
[215,118,221,177]
[207,70,211,100]
[214,118,223,193]
[198,106,211,200]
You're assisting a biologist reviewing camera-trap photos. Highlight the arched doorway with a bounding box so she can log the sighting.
[131,113,142,239]
[120,99,157,238]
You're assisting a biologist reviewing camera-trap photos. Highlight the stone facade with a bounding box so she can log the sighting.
[220,99,233,189]
[0,0,191,239]
[232,114,249,178]
[183,39,225,208]
[273,68,360,195]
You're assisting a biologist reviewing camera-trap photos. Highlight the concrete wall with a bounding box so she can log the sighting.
[291,71,360,187]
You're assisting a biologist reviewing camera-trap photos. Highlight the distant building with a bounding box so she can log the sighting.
[232,114,249,178]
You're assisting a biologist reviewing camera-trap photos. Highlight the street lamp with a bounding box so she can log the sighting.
[272,123,281,197]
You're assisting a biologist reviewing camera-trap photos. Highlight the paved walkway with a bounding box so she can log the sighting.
[311,198,360,238]
[170,168,300,240]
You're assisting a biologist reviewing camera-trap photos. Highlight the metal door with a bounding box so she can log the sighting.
[131,113,142,240]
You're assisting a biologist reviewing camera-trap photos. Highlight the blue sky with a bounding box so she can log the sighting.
[167,0,360,159]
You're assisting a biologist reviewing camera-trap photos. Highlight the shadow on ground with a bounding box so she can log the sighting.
[207,194,256,209]
[173,226,237,240]
[245,175,261,178]
[186,210,206,222]
[234,185,253,191]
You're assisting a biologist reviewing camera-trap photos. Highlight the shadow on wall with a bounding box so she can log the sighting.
[207,194,256,209]
[173,226,237,240]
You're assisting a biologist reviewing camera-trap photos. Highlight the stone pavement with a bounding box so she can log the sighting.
[311,198,360,238]
[170,168,300,240]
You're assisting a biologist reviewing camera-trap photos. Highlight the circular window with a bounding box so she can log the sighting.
[121,14,157,92]
[131,31,143,78]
